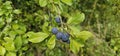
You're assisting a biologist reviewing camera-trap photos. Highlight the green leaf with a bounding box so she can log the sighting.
[22,45,29,51]
[0,46,6,56]
[67,11,85,25]
[4,1,12,6]
[54,0,60,4]
[70,39,81,54]
[6,52,16,56]
[12,24,19,30]
[39,0,48,7]
[3,42,15,51]
[6,18,12,23]
[9,31,17,39]
[47,35,56,49]
[0,18,5,28]
[13,9,21,14]
[20,25,26,33]
[69,25,80,35]
[12,24,26,34]
[14,36,22,50]
[42,22,49,33]
[4,37,13,42]
[15,30,25,34]
[27,32,49,43]
[0,10,4,16]
[26,52,34,56]
[3,37,15,51]
[61,0,72,6]
[76,31,93,42]
[3,25,10,34]
[3,1,12,10]
[22,34,28,45]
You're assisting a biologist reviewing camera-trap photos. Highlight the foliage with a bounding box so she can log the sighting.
[0,0,120,56]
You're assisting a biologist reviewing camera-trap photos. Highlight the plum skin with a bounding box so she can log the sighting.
[61,33,69,42]
[51,27,58,34]
[56,32,63,40]
[55,17,61,23]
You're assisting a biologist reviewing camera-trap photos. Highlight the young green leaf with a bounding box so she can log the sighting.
[9,31,17,39]
[69,25,80,35]
[42,22,49,33]
[6,52,16,56]
[14,24,26,34]
[3,42,15,51]
[47,35,56,49]
[67,11,85,25]
[3,37,15,51]
[12,24,19,30]
[14,36,22,50]
[61,0,72,6]
[4,37,13,42]
[39,0,48,7]
[27,32,49,43]
[22,45,29,51]
[13,9,21,14]
[54,0,60,4]
[76,31,93,42]
[70,39,80,54]
[0,10,4,16]
[0,46,6,56]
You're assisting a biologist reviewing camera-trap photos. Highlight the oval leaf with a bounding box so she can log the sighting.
[3,37,15,51]
[47,35,56,49]
[27,32,49,43]
[13,9,21,14]
[0,46,6,56]
[67,11,85,25]
[3,42,15,51]
[39,0,47,7]
[69,25,80,35]
[76,31,93,42]
[6,52,16,56]
[14,36,22,50]
[61,0,72,6]
[70,39,80,54]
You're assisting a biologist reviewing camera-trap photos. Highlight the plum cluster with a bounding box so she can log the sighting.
[51,27,70,44]
[51,17,70,44]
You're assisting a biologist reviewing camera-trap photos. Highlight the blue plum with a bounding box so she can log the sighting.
[65,33,70,38]
[61,33,69,42]
[55,17,61,23]
[56,32,63,40]
[51,27,58,34]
